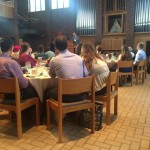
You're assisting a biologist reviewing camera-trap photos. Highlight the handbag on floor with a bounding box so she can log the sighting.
[79,102,103,131]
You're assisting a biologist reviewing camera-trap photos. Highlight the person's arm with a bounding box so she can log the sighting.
[83,63,89,77]
[49,59,56,78]
[134,52,140,65]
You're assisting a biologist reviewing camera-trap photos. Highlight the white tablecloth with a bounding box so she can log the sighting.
[26,76,58,102]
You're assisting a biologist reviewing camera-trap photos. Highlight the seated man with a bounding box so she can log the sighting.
[134,42,146,70]
[45,35,88,102]
[0,38,37,100]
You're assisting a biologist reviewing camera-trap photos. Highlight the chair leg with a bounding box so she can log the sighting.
[16,110,22,138]
[114,96,118,115]
[58,110,62,143]
[136,73,139,85]
[106,101,110,125]
[9,111,15,121]
[142,72,145,83]
[131,75,133,86]
[145,70,147,79]
[91,106,95,134]
[46,100,50,130]
[36,99,40,126]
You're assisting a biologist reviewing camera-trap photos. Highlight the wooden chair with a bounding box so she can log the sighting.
[0,78,40,138]
[95,71,118,125]
[46,75,95,143]
[134,60,145,84]
[117,61,134,86]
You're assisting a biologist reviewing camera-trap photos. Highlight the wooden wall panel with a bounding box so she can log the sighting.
[101,39,112,50]
[112,38,123,50]
[0,4,14,18]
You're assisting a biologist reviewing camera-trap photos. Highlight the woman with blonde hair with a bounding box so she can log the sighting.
[81,42,109,95]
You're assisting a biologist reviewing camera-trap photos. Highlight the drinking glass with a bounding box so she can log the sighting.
[25,61,31,72]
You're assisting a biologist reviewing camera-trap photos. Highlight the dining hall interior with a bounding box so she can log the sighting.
[0,0,150,149]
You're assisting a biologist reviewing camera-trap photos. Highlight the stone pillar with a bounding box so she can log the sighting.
[125,0,136,47]
[95,0,103,45]
[45,0,51,47]
[14,0,19,44]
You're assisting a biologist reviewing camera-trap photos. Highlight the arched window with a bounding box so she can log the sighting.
[28,0,45,12]
[51,0,69,9]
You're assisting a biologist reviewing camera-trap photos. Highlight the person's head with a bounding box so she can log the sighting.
[38,45,44,52]
[137,42,144,50]
[73,32,76,37]
[0,38,14,53]
[121,45,129,54]
[54,35,68,52]
[96,45,103,53]
[13,45,21,53]
[45,46,50,52]
[121,45,132,59]
[128,46,133,52]
[81,42,104,70]
[21,42,32,54]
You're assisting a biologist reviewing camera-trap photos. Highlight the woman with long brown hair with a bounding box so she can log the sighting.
[81,42,109,95]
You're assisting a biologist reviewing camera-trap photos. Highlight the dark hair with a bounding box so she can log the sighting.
[96,45,103,52]
[0,38,14,52]
[38,45,44,52]
[121,45,132,61]
[20,42,30,54]
[54,35,67,52]
[45,46,50,52]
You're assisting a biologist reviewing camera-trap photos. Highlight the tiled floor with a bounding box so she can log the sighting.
[0,75,150,150]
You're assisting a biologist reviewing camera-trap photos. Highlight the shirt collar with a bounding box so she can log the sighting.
[59,49,68,54]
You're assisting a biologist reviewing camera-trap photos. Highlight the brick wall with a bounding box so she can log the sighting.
[16,0,137,50]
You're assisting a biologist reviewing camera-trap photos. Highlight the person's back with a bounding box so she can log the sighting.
[119,45,132,73]
[81,42,109,94]
[0,38,37,100]
[45,47,55,60]
[134,42,146,65]
[49,35,88,79]
[48,35,88,103]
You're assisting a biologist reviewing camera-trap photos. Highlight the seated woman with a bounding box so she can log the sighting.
[118,45,132,72]
[18,42,37,67]
[81,42,110,96]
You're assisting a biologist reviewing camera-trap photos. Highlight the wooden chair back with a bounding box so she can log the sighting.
[0,77,39,138]
[61,77,93,94]
[117,61,134,86]
[134,60,145,84]
[46,75,95,143]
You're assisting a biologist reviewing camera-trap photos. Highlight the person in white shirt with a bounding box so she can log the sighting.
[81,42,109,95]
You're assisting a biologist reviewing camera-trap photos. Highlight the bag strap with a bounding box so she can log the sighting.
[83,61,85,77]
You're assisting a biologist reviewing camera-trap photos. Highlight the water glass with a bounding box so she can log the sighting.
[25,61,31,70]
